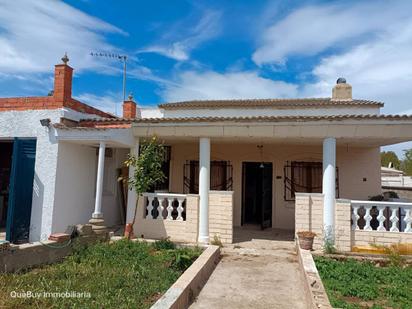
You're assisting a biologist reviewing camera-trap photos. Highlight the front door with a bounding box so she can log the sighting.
[242,162,273,229]
[6,138,36,244]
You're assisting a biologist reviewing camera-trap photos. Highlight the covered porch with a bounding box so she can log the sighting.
[128,116,412,244]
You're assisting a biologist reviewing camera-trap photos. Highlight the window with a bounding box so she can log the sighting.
[183,160,233,194]
[284,161,339,201]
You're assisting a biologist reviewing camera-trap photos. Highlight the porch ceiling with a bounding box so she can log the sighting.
[132,119,412,147]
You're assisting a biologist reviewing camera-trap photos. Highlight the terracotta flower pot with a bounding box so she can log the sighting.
[124,223,134,240]
[297,231,316,250]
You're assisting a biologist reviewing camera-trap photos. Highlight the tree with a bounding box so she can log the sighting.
[401,149,412,176]
[380,151,401,169]
[124,136,165,238]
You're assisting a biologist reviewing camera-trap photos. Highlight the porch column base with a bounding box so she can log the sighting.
[198,235,209,244]
[88,217,108,234]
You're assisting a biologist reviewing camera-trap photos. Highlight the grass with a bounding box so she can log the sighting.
[0,239,202,309]
[314,256,412,309]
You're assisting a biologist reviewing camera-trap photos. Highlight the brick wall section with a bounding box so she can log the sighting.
[0,63,113,118]
[353,230,412,247]
[295,193,324,250]
[334,199,352,252]
[123,100,137,118]
[208,191,234,244]
[296,194,412,252]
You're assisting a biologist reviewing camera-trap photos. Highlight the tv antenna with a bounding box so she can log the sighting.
[90,52,128,115]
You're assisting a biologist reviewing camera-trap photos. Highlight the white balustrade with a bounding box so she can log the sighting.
[351,200,412,233]
[143,193,187,221]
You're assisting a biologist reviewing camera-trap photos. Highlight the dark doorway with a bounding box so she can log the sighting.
[242,162,273,229]
[0,141,13,232]
[2,138,37,244]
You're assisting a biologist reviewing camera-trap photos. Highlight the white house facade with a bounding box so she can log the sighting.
[1,58,412,250]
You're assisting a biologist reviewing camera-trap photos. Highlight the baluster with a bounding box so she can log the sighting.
[166,198,174,220]
[403,208,412,233]
[389,206,399,232]
[176,198,185,221]
[157,197,164,220]
[147,195,154,219]
[376,205,386,231]
[364,206,372,231]
[352,206,360,230]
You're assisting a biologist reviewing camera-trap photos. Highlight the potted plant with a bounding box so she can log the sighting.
[297,231,316,250]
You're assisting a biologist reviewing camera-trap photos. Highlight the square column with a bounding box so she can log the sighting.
[322,137,336,243]
[198,138,210,243]
[89,141,107,232]
[126,140,139,223]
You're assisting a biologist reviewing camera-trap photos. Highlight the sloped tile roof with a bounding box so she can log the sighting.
[157,98,384,109]
[70,114,412,128]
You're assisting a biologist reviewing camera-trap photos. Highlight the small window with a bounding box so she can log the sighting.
[183,160,233,194]
[284,161,339,201]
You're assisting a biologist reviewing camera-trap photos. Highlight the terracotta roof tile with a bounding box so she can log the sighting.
[157,98,384,109]
[73,114,412,127]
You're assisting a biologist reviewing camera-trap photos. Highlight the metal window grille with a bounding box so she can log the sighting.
[284,161,339,201]
[183,160,233,194]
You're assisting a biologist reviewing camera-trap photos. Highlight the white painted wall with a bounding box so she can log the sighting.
[0,107,106,241]
[161,106,380,119]
[52,142,96,233]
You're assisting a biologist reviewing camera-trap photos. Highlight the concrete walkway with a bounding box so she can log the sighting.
[190,228,309,309]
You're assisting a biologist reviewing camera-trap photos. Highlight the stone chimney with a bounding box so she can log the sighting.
[123,93,137,118]
[54,53,73,104]
[332,77,352,101]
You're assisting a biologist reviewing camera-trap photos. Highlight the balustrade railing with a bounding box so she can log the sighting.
[351,200,412,233]
[142,193,187,221]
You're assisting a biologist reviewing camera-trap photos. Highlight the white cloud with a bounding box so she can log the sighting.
[139,10,221,61]
[252,1,412,65]
[0,0,126,74]
[303,17,412,114]
[160,70,298,102]
[75,92,121,116]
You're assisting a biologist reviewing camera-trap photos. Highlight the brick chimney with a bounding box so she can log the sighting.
[54,53,73,104]
[123,93,137,118]
[332,77,352,101]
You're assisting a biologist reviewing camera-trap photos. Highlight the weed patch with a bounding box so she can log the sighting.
[0,239,202,309]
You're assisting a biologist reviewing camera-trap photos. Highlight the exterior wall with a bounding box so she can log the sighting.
[295,193,324,250]
[0,107,118,241]
[53,144,127,233]
[0,109,62,241]
[296,195,412,252]
[209,191,234,244]
[168,142,381,230]
[133,194,199,243]
[162,106,380,118]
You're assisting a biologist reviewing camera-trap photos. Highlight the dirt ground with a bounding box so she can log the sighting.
[190,235,309,309]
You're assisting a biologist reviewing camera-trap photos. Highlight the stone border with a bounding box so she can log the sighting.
[151,245,220,309]
[296,242,332,309]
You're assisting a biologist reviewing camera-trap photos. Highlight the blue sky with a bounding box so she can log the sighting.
[0,0,411,156]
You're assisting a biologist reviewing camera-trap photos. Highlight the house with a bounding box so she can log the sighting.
[1,56,412,250]
[381,166,412,201]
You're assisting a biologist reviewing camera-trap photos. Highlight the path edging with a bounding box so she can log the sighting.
[296,242,333,309]
[151,245,220,309]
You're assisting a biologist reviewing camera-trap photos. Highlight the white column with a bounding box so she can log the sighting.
[93,141,106,219]
[126,140,139,223]
[322,137,336,243]
[198,138,210,243]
